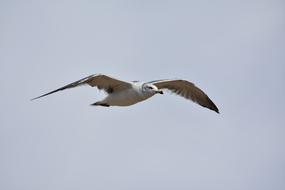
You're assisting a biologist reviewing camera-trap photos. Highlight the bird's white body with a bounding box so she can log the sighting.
[99,82,154,106]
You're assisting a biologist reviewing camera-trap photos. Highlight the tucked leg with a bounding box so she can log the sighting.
[91,102,110,107]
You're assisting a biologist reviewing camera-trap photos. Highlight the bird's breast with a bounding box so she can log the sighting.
[104,89,148,106]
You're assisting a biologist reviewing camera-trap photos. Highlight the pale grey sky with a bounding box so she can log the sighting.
[1,1,285,190]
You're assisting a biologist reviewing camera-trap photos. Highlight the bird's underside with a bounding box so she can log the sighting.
[31,74,219,113]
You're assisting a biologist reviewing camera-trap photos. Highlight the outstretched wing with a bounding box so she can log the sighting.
[150,79,219,113]
[31,74,132,100]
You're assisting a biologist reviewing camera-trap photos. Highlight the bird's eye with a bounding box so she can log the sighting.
[147,86,153,89]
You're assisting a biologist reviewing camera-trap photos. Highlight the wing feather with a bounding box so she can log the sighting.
[31,74,131,100]
[151,79,219,113]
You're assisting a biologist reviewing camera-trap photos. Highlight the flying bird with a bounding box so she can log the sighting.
[31,74,219,113]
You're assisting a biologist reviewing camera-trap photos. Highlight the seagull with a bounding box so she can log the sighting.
[31,74,219,113]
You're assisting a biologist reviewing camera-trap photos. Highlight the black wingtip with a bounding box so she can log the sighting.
[30,96,43,101]
[213,106,220,114]
[206,98,220,114]
[30,93,51,101]
[207,106,219,114]
[211,103,219,114]
[211,104,220,114]
[30,91,58,101]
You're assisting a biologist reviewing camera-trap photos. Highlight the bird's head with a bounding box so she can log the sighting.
[143,84,163,94]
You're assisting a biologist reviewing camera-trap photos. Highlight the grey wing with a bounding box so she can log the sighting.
[150,79,219,113]
[31,74,132,100]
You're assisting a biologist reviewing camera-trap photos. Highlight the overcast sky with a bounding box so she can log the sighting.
[1,1,285,190]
